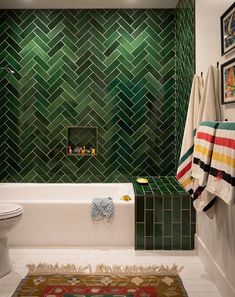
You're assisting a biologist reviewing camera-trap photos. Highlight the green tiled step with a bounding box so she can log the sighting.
[133,176,196,250]
[0,9,177,182]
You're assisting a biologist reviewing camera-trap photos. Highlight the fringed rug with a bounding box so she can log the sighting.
[12,264,188,297]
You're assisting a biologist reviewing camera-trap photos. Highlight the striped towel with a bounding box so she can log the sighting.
[191,121,219,211]
[191,121,219,196]
[176,75,203,196]
[91,197,114,221]
[207,122,235,205]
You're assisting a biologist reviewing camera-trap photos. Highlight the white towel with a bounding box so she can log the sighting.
[198,66,222,124]
[176,75,203,195]
[207,122,235,205]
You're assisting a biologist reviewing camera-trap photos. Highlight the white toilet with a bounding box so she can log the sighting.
[0,203,23,277]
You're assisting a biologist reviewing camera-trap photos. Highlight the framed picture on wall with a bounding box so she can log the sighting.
[220,2,235,55]
[221,57,235,105]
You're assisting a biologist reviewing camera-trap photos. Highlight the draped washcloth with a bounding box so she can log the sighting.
[191,121,219,211]
[176,75,204,196]
[91,197,114,221]
[193,66,223,213]
[206,122,235,205]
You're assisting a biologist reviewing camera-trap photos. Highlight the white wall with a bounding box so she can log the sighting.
[196,0,235,121]
[195,1,235,297]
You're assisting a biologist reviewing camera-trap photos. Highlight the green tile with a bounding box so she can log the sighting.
[155,197,163,222]
[182,236,191,250]
[146,210,154,236]
[173,223,181,249]
[164,210,172,236]
[146,196,153,209]
[173,198,181,222]
[182,196,190,209]
[0,7,194,188]
[155,223,163,249]
[164,237,172,250]
[136,223,144,250]
[136,196,144,223]
[164,196,172,209]
[146,237,154,250]
[182,210,190,236]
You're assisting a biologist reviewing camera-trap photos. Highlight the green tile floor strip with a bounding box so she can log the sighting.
[134,176,196,250]
[0,9,177,183]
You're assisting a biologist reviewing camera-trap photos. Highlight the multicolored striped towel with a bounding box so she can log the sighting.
[191,121,219,211]
[191,121,219,196]
[206,122,235,205]
[176,75,203,196]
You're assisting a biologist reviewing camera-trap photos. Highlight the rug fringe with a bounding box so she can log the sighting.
[27,263,92,275]
[27,263,183,275]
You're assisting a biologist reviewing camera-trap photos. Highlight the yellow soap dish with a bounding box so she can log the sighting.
[120,195,132,202]
[136,178,148,184]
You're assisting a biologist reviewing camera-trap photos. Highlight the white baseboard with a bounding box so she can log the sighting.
[196,234,235,297]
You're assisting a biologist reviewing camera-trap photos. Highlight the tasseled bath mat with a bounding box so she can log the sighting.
[11,263,188,297]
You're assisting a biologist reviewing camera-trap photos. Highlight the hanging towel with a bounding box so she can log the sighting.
[206,122,235,205]
[198,66,222,124]
[193,66,223,213]
[176,75,204,196]
[91,197,114,221]
[191,121,219,211]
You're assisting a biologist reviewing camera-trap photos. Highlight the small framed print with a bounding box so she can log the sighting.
[220,2,235,55]
[221,57,235,105]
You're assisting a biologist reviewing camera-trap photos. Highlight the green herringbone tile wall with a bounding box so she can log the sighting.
[0,9,176,183]
[175,0,195,164]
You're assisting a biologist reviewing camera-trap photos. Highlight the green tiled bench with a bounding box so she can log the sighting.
[133,176,196,250]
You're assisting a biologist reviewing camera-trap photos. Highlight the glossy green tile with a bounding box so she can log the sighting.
[173,223,181,249]
[175,0,195,161]
[164,237,172,250]
[182,236,190,250]
[173,197,181,222]
[182,196,190,209]
[155,223,163,249]
[146,237,154,250]
[164,210,172,236]
[136,196,144,223]
[164,196,172,209]
[182,210,190,236]
[146,210,154,236]
[136,223,145,250]
[155,197,163,222]
[0,9,177,183]
[146,196,154,209]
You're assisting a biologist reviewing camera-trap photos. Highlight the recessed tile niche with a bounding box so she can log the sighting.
[67,127,98,156]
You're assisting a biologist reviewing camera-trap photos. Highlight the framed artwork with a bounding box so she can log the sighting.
[220,2,235,55]
[221,57,235,105]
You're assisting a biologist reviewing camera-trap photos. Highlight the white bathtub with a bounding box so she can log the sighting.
[0,183,134,248]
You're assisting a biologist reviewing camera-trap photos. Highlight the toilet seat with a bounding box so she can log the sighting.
[0,204,23,220]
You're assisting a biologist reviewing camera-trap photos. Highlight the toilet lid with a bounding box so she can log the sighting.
[0,203,23,220]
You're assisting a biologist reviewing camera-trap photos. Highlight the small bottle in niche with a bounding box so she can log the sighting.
[91,148,96,156]
[77,147,82,155]
[81,146,86,156]
[68,146,73,154]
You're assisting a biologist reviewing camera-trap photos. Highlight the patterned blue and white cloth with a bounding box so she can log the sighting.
[91,197,114,221]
